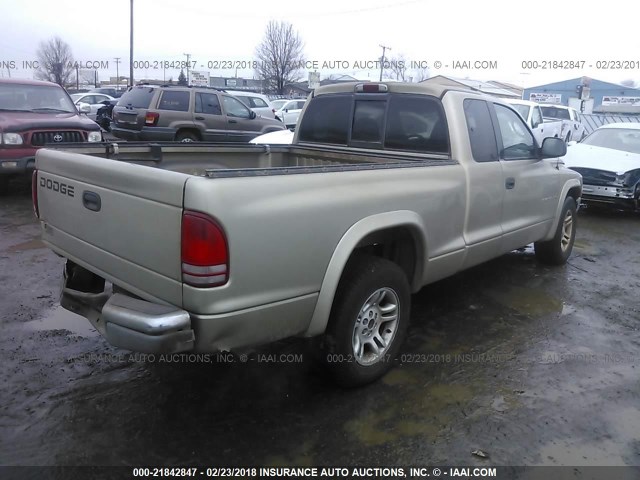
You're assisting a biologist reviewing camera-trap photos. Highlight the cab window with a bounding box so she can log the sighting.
[494,104,537,160]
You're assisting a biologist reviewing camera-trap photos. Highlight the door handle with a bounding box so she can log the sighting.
[82,191,101,212]
[505,177,516,190]
[228,119,237,124]
[195,116,204,120]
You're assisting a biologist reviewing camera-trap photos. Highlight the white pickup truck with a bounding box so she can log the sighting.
[34,82,582,386]
[507,99,564,145]
[540,105,586,142]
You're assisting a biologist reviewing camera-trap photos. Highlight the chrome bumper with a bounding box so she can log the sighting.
[61,285,194,354]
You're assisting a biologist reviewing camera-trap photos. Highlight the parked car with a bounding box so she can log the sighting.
[274,99,307,129]
[226,90,276,119]
[540,105,586,142]
[249,129,294,144]
[112,85,285,142]
[562,123,640,210]
[70,93,115,121]
[90,87,125,98]
[34,81,581,386]
[506,99,563,145]
[0,78,102,193]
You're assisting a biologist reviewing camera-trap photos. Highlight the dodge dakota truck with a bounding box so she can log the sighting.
[34,82,582,386]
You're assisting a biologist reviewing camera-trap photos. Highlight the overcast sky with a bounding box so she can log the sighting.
[1,0,639,88]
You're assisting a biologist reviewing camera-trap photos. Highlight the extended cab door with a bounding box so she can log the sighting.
[459,98,504,268]
[492,103,560,252]
[193,92,227,142]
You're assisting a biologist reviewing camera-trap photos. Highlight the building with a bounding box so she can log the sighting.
[523,77,640,114]
[209,76,265,92]
[419,75,521,98]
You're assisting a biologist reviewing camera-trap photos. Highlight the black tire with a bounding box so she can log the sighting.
[0,176,9,196]
[534,196,577,265]
[322,254,410,387]
[175,131,199,143]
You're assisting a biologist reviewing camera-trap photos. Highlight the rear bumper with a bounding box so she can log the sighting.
[111,126,176,142]
[62,287,195,354]
[60,262,317,354]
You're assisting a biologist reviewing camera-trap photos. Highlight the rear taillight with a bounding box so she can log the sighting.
[181,211,228,287]
[32,169,39,218]
[145,112,159,126]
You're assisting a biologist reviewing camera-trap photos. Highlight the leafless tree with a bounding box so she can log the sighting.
[35,36,75,86]
[255,21,305,94]
[388,55,408,81]
[620,78,636,88]
[414,66,430,82]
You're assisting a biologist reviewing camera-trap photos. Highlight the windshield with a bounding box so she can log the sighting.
[511,104,530,121]
[582,128,640,154]
[70,94,83,102]
[541,106,570,119]
[271,100,287,110]
[0,83,77,113]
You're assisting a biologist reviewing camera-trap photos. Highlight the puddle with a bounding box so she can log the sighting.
[6,239,46,252]
[535,440,627,466]
[485,286,563,317]
[25,306,98,337]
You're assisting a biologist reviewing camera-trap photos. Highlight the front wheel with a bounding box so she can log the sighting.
[534,197,577,265]
[322,254,410,387]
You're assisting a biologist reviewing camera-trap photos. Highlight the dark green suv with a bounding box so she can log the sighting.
[112,85,285,142]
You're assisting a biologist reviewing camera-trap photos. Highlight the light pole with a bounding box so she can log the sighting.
[379,44,391,81]
[184,53,191,85]
[114,57,121,89]
[129,0,134,87]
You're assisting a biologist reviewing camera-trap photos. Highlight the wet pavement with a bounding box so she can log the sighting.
[1,177,639,468]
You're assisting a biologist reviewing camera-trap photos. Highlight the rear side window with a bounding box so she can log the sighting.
[384,96,449,153]
[117,87,155,108]
[195,93,222,115]
[298,95,351,145]
[158,91,190,111]
[463,99,498,162]
[250,97,268,108]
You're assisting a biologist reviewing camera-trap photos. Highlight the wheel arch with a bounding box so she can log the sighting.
[541,179,582,241]
[303,210,427,337]
[175,127,202,141]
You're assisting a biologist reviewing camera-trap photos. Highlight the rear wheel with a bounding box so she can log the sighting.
[534,197,577,265]
[322,254,410,387]
[0,176,9,195]
[175,131,199,143]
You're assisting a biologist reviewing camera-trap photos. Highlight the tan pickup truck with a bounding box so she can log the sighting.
[34,82,582,386]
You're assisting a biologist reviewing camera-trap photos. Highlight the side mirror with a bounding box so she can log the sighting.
[78,103,91,114]
[284,108,289,113]
[249,110,257,119]
[541,137,567,158]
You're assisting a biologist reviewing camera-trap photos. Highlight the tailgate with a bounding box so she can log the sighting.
[36,149,189,307]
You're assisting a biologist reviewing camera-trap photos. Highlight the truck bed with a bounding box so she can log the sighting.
[51,142,450,178]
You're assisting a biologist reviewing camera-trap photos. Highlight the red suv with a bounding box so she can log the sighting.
[0,78,102,193]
